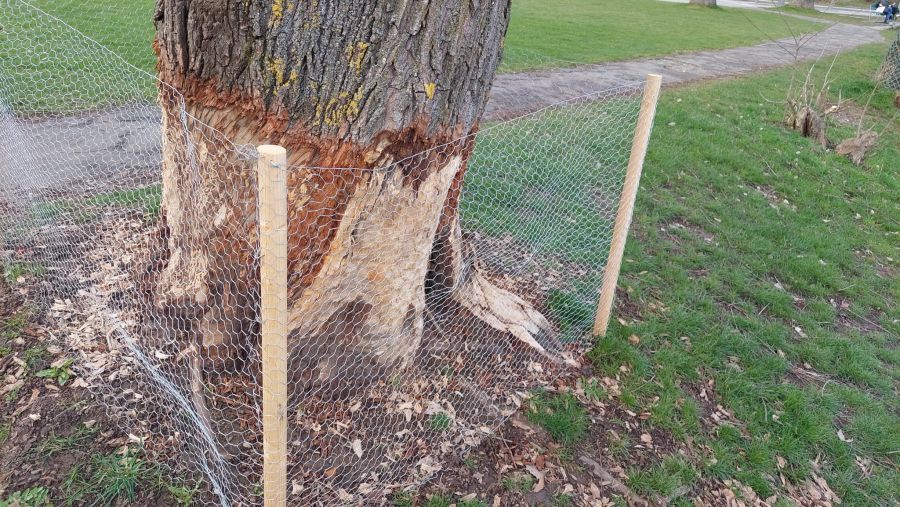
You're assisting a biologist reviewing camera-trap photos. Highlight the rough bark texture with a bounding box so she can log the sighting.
[793,0,815,9]
[689,0,717,6]
[153,0,569,388]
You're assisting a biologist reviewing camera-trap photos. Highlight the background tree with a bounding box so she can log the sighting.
[689,0,717,6]
[152,0,573,390]
[793,0,815,9]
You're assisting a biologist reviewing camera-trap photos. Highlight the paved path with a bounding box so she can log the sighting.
[485,21,889,119]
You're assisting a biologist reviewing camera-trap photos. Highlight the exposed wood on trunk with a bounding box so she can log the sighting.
[784,104,829,148]
[153,0,573,388]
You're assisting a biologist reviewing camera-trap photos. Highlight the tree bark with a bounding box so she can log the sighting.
[793,0,815,9]
[689,0,717,6]
[153,0,572,389]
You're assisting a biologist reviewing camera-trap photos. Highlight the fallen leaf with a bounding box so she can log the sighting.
[352,438,363,458]
[837,429,853,443]
[526,464,545,493]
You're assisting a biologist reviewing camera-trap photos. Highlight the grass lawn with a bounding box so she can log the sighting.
[25,0,157,72]
[776,5,878,24]
[595,43,897,503]
[825,0,879,7]
[501,0,825,71]
[458,40,898,505]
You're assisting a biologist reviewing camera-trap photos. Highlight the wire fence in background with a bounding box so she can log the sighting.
[877,30,900,91]
[0,1,655,504]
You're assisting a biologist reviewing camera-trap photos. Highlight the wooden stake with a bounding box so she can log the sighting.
[593,74,662,337]
[258,144,288,507]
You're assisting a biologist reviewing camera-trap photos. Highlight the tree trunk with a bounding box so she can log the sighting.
[153,0,572,390]
[793,0,815,9]
[689,0,717,6]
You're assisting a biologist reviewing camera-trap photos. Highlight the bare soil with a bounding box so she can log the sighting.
[0,278,169,504]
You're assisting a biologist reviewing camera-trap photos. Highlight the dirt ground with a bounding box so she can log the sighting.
[412,377,842,507]
[0,277,176,505]
[2,271,846,506]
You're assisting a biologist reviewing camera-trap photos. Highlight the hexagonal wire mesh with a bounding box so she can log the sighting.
[877,30,900,91]
[0,1,654,505]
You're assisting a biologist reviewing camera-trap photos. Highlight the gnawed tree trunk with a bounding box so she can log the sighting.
[793,0,815,9]
[153,0,574,392]
[689,0,717,6]
[785,105,829,147]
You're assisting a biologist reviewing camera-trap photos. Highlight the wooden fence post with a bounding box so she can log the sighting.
[593,74,663,337]
[258,144,288,507]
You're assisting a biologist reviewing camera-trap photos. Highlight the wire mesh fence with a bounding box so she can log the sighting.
[0,1,655,505]
[877,30,900,91]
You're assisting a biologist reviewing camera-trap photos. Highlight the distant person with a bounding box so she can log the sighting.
[885,2,897,23]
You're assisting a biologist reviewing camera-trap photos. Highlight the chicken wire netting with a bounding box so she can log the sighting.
[0,1,651,505]
[878,30,900,91]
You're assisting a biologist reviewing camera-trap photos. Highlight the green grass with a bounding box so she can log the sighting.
[23,346,48,370]
[61,447,197,507]
[468,37,897,503]
[0,487,50,507]
[35,424,99,459]
[429,412,453,431]
[3,262,46,284]
[27,0,156,72]
[0,422,10,445]
[502,0,825,71]
[1,310,31,341]
[628,456,697,497]
[776,5,874,25]
[0,0,156,113]
[30,184,162,225]
[526,390,589,445]
[391,491,414,507]
[581,42,898,503]
[422,495,452,507]
[501,472,535,494]
[36,358,75,386]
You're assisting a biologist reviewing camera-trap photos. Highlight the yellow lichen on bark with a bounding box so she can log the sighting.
[346,42,370,75]
[315,88,364,127]
[424,82,437,100]
[267,57,286,86]
[271,0,284,26]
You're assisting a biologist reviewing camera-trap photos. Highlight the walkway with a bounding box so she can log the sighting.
[486,21,888,119]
